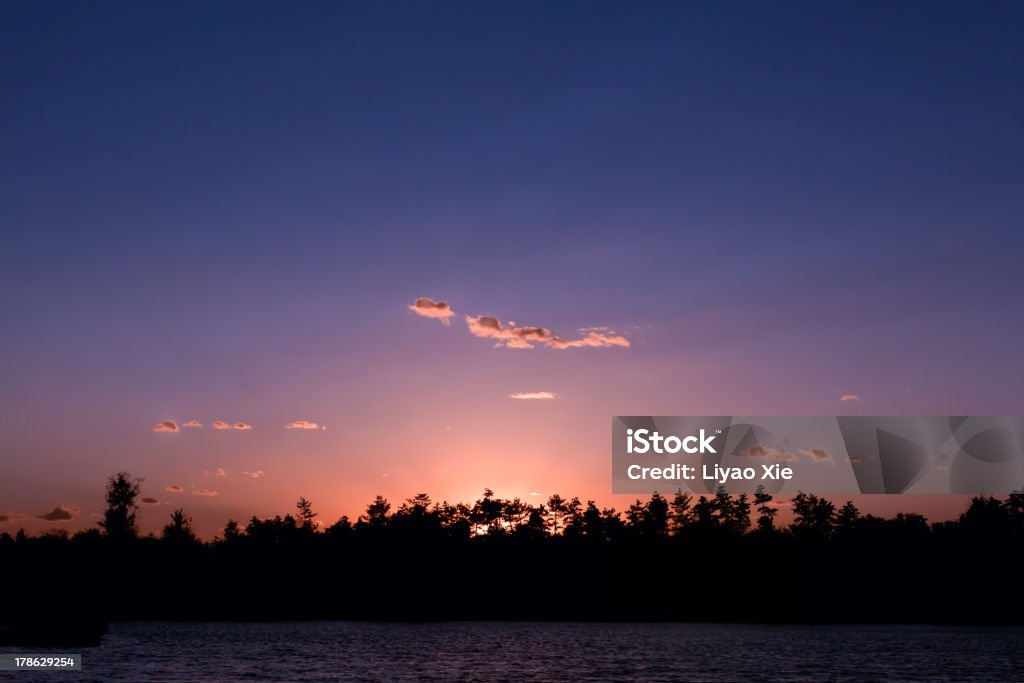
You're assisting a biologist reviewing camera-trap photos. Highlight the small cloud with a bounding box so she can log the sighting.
[165,485,185,493]
[800,448,834,463]
[286,420,319,430]
[849,455,862,464]
[215,467,227,477]
[38,505,79,522]
[193,488,219,497]
[241,470,264,479]
[141,497,161,505]
[0,512,28,524]
[213,420,251,430]
[840,394,861,402]
[529,491,541,497]
[182,420,203,428]
[152,420,179,433]
[510,391,557,400]
[409,297,456,324]
[738,446,799,462]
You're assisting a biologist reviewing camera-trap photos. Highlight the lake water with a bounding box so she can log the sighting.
[4,622,1024,682]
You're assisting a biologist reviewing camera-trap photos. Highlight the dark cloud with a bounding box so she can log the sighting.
[38,505,78,522]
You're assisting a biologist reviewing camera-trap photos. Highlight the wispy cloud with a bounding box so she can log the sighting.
[165,485,184,493]
[841,394,861,402]
[510,391,557,400]
[192,488,219,497]
[286,420,319,430]
[152,420,179,433]
[409,297,456,324]
[241,470,264,479]
[0,512,28,524]
[38,505,79,522]
[182,420,203,428]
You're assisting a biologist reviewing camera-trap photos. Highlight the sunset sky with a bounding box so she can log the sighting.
[2,2,1022,537]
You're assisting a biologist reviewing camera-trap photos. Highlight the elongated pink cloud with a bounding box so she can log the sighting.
[193,488,218,497]
[152,420,179,433]
[182,420,203,428]
[510,392,557,400]
[286,420,319,430]
[409,297,456,324]
[241,470,265,479]
[465,314,629,350]
[466,315,550,346]
[213,420,251,430]
[547,331,630,349]
[841,394,861,402]
[412,296,631,350]
[165,485,184,493]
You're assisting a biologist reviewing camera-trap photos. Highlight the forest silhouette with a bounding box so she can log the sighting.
[3,472,1024,625]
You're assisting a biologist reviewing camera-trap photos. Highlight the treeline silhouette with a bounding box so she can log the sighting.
[3,472,1024,624]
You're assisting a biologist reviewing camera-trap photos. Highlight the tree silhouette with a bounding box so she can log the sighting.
[361,495,391,529]
[161,508,197,544]
[545,494,569,536]
[296,497,318,530]
[221,518,242,543]
[99,471,142,540]
[670,489,693,534]
[792,492,836,536]
[753,485,777,531]
[5,472,1024,625]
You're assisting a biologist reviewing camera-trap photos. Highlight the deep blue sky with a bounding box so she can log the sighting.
[1,2,1022,534]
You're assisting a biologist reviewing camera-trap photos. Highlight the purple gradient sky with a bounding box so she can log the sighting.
[1,2,1022,537]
